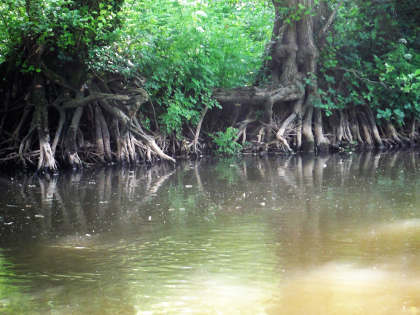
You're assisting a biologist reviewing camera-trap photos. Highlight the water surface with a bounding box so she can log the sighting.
[1,152,420,314]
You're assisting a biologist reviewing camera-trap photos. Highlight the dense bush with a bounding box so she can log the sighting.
[318,0,420,124]
[117,0,273,136]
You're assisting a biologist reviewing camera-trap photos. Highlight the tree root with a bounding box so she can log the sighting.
[314,107,330,152]
[193,106,208,154]
[0,71,178,170]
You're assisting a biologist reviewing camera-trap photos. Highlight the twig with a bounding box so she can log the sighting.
[319,0,344,39]
[337,67,389,89]
[193,106,209,153]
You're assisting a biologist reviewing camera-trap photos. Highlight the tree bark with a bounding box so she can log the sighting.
[314,107,330,152]
[32,75,56,171]
[65,105,84,168]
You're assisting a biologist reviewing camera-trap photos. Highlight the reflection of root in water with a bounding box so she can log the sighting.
[268,263,420,315]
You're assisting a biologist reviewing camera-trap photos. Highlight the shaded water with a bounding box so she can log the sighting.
[1,152,420,314]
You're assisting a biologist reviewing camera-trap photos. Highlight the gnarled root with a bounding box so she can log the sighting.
[301,105,315,152]
[409,118,417,146]
[364,106,384,149]
[38,137,57,171]
[314,107,330,152]
[65,106,84,169]
[275,111,297,153]
[33,78,57,171]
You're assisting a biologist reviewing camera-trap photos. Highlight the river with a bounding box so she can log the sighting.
[1,152,420,314]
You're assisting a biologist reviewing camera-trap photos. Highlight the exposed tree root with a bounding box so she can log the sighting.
[193,106,209,154]
[0,70,176,171]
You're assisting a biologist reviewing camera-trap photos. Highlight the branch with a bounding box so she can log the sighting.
[213,86,261,105]
[318,0,343,41]
[268,85,304,103]
[62,93,130,109]
[337,67,389,89]
[193,106,209,153]
[213,84,303,105]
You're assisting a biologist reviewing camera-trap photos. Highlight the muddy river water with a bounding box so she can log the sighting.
[1,152,420,314]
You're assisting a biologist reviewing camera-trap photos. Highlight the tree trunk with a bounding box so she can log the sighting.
[32,75,56,171]
[314,107,330,152]
[358,112,373,148]
[213,0,336,153]
[302,105,315,152]
[65,105,84,168]
[364,106,384,149]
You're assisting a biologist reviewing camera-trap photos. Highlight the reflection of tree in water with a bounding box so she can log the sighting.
[0,163,176,243]
[1,152,420,245]
[254,152,420,271]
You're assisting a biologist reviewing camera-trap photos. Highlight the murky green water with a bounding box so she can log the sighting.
[1,152,420,314]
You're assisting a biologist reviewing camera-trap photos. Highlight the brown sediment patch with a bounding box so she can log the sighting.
[267,263,420,315]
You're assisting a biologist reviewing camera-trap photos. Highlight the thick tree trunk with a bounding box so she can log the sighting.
[358,112,374,148]
[213,0,335,153]
[65,105,84,168]
[94,105,106,161]
[314,107,330,152]
[364,106,384,149]
[409,118,417,146]
[32,76,56,171]
[349,108,363,145]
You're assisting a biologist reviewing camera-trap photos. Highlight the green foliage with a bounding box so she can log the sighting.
[211,127,242,155]
[373,42,420,124]
[281,0,318,24]
[318,0,420,124]
[118,0,273,136]
[0,0,123,74]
